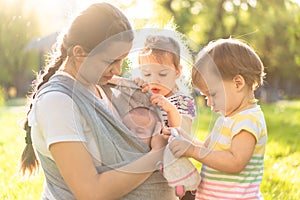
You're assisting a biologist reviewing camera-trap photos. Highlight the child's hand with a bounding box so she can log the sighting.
[134,77,150,93]
[150,94,176,113]
[169,137,195,158]
[162,127,193,142]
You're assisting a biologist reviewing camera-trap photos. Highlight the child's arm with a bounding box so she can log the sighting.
[176,95,196,135]
[134,78,188,130]
[162,127,204,146]
[169,130,256,174]
[181,116,192,135]
[150,94,181,127]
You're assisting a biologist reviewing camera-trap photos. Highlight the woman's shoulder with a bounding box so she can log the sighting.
[38,91,73,105]
[35,91,76,117]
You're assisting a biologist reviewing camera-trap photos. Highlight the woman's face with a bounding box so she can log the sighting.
[139,54,180,97]
[77,41,132,85]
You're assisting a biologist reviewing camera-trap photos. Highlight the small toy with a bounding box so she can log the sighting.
[162,128,201,198]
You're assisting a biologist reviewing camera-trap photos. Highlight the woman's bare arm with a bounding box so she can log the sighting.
[50,134,166,200]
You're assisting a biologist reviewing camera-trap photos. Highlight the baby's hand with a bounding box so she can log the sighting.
[134,77,150,93]
[160,126,172,136]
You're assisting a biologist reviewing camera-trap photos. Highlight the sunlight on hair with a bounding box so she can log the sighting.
[291,0,300,6]
[23,0,154,34]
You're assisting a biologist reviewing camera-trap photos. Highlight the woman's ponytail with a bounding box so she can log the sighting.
[20,119,39,175]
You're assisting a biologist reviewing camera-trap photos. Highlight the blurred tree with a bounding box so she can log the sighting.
[0,0,40,98]
[249,1,300,99]
[152,0,300,100]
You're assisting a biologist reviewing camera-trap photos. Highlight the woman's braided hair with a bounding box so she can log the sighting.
[20,2,133,175]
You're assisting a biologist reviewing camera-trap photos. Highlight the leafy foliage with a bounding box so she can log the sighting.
[0,0,40,97]
[152,0,300,99]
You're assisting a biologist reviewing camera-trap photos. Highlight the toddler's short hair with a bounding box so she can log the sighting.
[193,38,265,90]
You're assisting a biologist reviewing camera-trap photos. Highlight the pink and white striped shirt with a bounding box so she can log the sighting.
[196,106,267,199]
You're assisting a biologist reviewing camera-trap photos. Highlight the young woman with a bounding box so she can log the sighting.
[20,3,176,199]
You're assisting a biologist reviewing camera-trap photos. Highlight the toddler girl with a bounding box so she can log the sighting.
[137,34,196,134]
[169,38,267,199]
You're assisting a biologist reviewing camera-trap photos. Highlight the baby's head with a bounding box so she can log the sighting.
[122,107,161,146]
[192,38,265,116]
[138,35,182,96]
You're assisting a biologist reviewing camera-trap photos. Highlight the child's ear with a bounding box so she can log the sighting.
[176,64,183,78]
[233,75,245,91]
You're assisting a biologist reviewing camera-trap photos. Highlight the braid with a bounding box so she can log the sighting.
[38,44,68,89]
[20,2,134,176]
[20,119,38,175]
[20,40,68,176]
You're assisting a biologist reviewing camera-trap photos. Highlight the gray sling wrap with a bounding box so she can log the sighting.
[35,74,176,199]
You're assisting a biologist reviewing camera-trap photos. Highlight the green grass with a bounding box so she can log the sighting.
[1,98,299,199]
[0,103,44,200]
[260,101,300,199]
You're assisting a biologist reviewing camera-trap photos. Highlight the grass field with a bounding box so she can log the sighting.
[0,99,299,199]
[0,100,44,200]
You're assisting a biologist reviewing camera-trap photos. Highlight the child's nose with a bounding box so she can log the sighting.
[150,74,161,83]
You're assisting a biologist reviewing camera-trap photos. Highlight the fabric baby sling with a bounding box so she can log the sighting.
[108,77,201,198]
[33,74,176,200]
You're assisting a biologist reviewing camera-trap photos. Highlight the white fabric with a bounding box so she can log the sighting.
[28,73,105,164]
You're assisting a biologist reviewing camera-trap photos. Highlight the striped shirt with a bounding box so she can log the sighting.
[161,93,196,126]
[196,105,267,200]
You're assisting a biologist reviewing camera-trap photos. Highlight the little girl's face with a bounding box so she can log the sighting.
[139,55,179,97]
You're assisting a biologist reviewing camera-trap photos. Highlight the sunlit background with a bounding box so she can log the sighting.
[20,0,155,34]
[0,1,300,200]
[1,0,300,100]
